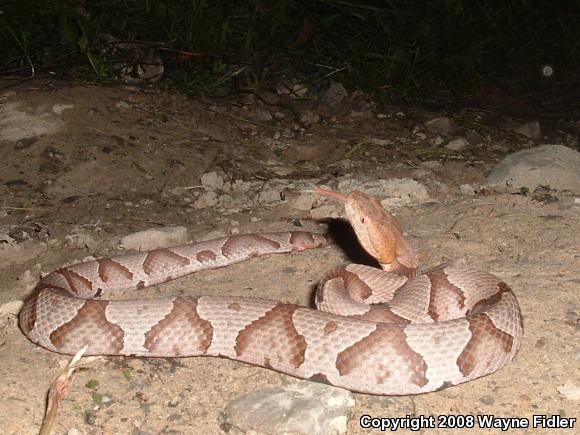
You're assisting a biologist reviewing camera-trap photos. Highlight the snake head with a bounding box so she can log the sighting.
[316,187,418,277]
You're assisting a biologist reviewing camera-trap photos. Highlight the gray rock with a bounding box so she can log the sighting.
[258,184,285,204]
[424,117,456,136]
[193,190,219,209]
[120,226,189,251]
[366,137,393,146]
[0,101,65,141]
[337,177,430,207]
[291,84,309,98]
[222,383,354,435]
[52,103,74,114]
[299,110,320,126]
[255,105,273,122]
[0,300,24,317]
[459,184,477,196]
[232,179,252,192]
[292,192,317,211]
[486,145,580,193]
[201,171,225,190]
[513,121,541,140]
[0,239,46,265]
[379,179,430,207]
[198,229,227,241]
[557,382,580,400]
[324,82,348,107]
[310,204,342,220]
[281,143,324,162]
[479,395,495,405]
[431,136,445,146]
[446,137,469,151]
[421,160,442,170]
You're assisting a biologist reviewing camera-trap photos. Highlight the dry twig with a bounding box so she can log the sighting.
[39,346,92,435]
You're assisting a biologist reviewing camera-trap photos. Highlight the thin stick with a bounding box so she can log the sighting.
[39,346,91,435]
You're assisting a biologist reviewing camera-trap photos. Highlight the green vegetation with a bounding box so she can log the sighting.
[1,1,578,101]
[122,368,133,382]
[85,379,99,390]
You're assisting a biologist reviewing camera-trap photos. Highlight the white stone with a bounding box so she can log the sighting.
[120,226,189,251]
[380,179,430,207]
[446,137,469,151]
[513,121,541,140]
[193,190,219,209]
[258,186,284,204]
[201,171,224,190]
[292,192,317,211]
[337,177,430,207]
[424,117,456,135]
[324,82,348,106]
[421,160,442,169]
[292,84,309,98]
[459,184,477,196]
[0,300,24,316]
[223,383,354,435]
[52,103,74,114]
[310,204,341,220]
[486,145,580,193]
[0,102,64,141]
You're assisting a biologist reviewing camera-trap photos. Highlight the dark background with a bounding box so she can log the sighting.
[1,0,579,115]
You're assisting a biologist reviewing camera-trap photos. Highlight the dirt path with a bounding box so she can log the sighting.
[1,83,578,434]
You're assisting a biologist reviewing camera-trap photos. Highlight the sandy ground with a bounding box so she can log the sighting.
[0,82,578,434]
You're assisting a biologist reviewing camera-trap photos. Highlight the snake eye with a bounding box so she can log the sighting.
[360,217,365,223]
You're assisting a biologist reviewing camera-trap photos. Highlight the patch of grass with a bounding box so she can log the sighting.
[85,379,99,390]
[1,1,579,102]
[91,391,104,404]
[122,368,133,382]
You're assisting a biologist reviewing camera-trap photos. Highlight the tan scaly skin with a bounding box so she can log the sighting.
[20,188,523,395]
[316,187,419,278]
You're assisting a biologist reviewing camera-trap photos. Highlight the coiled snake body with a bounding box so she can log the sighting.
[20,190,523,395]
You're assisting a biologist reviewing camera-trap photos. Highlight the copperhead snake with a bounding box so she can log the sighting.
[19,189,523,395]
